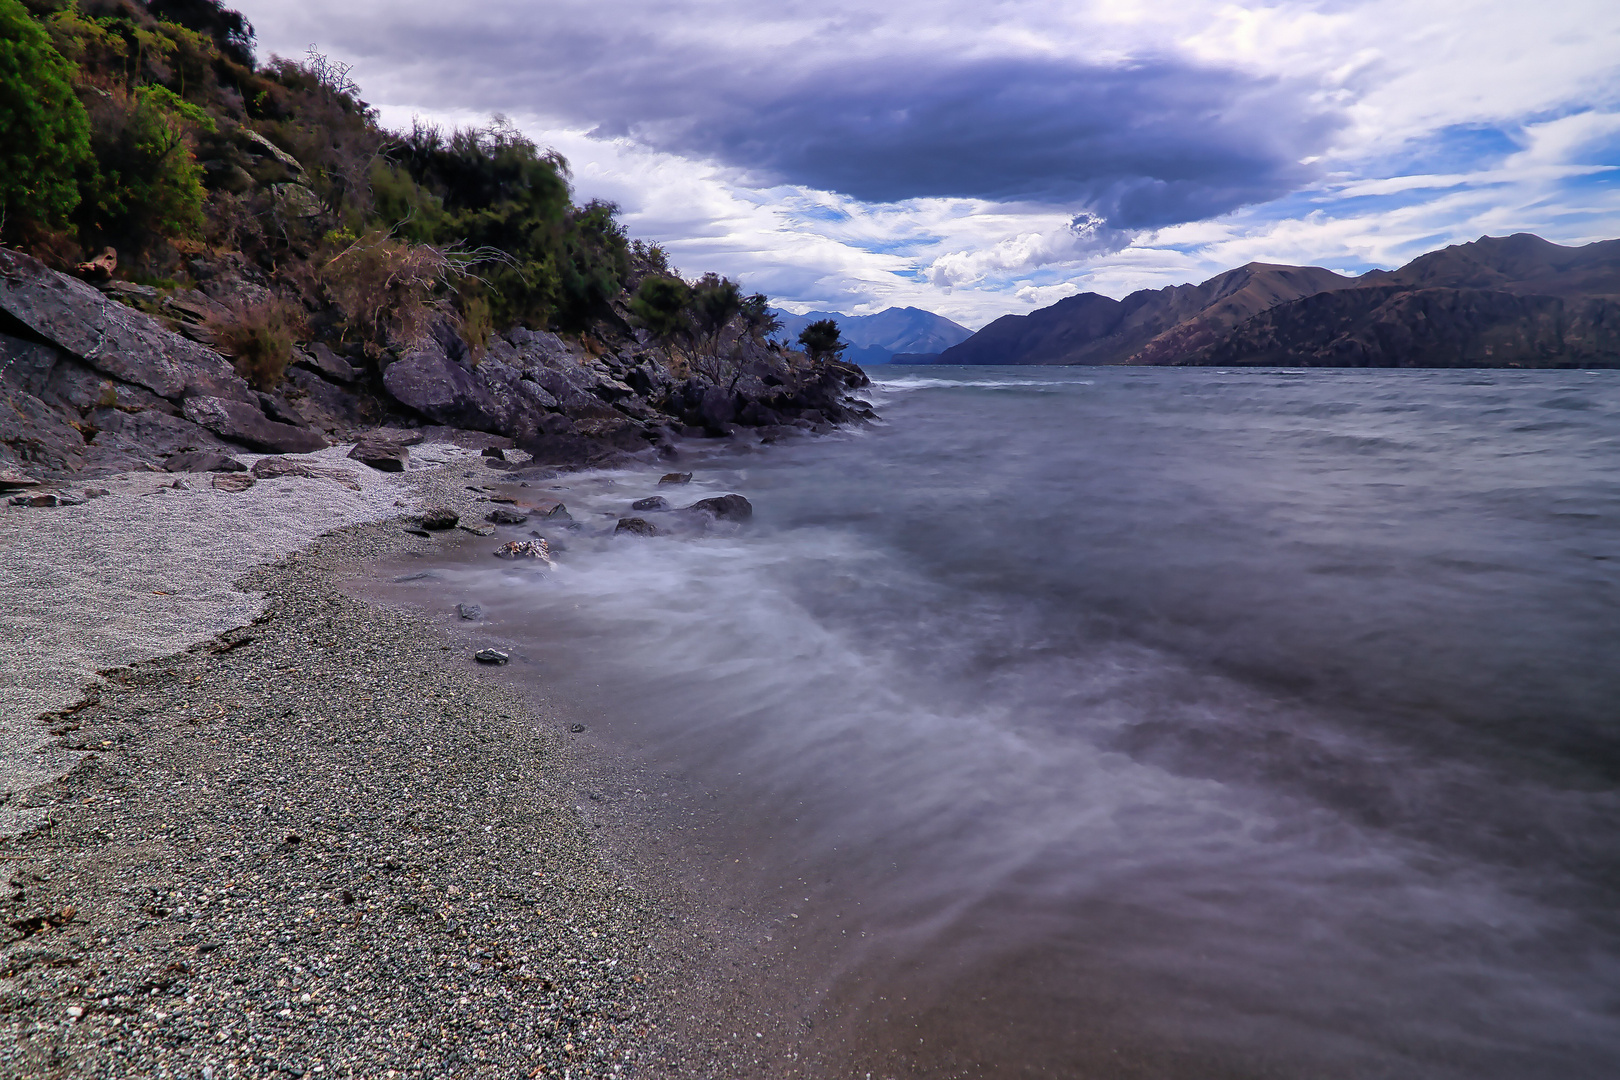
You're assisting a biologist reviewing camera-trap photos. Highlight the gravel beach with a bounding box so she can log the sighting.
[0,451,798,1079]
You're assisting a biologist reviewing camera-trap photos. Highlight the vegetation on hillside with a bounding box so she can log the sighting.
[0,0,820,384]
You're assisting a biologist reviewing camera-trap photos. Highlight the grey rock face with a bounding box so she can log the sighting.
[297,342,358,383]
[165,451,246,473]
[182,395,329,454]
[0,248,252,403]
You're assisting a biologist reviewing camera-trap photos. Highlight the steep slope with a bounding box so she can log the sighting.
[1175,235,1620,369]
[1359,233,1620,299]
[933,263,1352,365]
[772,307,972,364]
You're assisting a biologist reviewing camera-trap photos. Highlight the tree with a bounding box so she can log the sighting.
[739,293,780,343]
[0,0,92,232]
[629,274,692,356]
[798,318,847,363]
[689,272,741,358]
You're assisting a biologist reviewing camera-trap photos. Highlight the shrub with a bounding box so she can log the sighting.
[798,319,847,363]
[321,231,456,358]
[77,84,212,247]
[0,0,92,233]
[205,296,306,390]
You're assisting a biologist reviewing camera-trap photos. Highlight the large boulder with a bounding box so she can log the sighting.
[383,331,531,435]
[0,247,252,403]
[182,395,329,453]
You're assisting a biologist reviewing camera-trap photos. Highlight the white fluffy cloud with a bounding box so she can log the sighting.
[240,0,1620,328]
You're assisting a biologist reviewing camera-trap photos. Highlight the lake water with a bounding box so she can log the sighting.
[369,366,1620,1077]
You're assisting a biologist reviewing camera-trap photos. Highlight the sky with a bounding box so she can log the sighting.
[239,0,1620,329]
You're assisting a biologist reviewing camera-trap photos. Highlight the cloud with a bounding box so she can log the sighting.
[611,56,1340,227]
[238,0,1620,327]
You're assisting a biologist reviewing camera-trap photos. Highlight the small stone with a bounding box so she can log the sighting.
[658,472,693,485]
[569,723,586,733]
[66,1005,84,1019]
[494,539,553,565]
[631,495,668,512]
[418,507,458,530]
[481,447,507,460]
[457,603,483,620]
[485,506,529,525]
[615,517,658,536]
[211,472,255,493]
[83,487,110,498]
[474,648,509,665]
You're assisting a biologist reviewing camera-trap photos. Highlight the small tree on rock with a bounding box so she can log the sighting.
[630,274,693,363]
[797,318,846,363]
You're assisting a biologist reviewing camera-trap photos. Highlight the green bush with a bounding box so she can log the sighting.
[77,84,212,245]
[0,0,91,231]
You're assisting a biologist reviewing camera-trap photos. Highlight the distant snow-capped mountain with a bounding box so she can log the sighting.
[770,306,972,365]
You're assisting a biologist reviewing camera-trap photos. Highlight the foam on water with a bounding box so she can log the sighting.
[374,367,1620,1076]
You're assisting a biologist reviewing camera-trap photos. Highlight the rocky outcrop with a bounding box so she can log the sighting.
[1,244,873,480]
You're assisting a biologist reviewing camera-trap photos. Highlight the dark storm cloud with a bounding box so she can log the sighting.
[612,57,1341,227]
[268,6,1342,227]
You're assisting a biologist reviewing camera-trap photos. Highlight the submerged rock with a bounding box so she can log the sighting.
[457,603,483,620]
[630,495,668,511]
[688,494,753,522]
[614,517,658,537]
[658,472,692,485]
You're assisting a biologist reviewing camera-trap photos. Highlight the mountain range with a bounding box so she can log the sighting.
[771,307,972,365]
[925,234,1620,368]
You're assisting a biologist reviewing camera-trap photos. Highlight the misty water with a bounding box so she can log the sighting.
[371,367,1620,1076]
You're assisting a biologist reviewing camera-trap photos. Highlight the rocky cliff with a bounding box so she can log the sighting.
[1,247,872,482]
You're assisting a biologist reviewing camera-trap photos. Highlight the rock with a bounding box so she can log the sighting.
[474,648,509,665]
[83,487,109,498]
[382,328,552,439]
[165,451,246,473]
[271,183,324,219]
[457,523,495,536]
[295,342,358,383]
[211,472,255,493]
[615,517,658,536]
[241,130,304,174]
[486,506,529,525]
[688,494,753,522]
[0,466,39,491]
[1,247,253,403]
[404,527,431,538]
[569,723,586,733]
[698,386,740,432]
[658,472,693,485]
[74,247,117,280]
[88,407,235,458]
[527,499,572,521]
[481,446,506,460]
[457,603,483,620]
[418,507,459,530]
[10,492,61,507]
[631,495,668,511]
[182,395,329,454]
[494,539,554,565]
[348,438,408,472]
[250,457,363,490]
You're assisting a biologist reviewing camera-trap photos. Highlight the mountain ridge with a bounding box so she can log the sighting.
[771,306,972,365]
[929,234,1620,369]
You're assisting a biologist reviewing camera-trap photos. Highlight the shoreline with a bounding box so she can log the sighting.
[0,452,795,1078]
